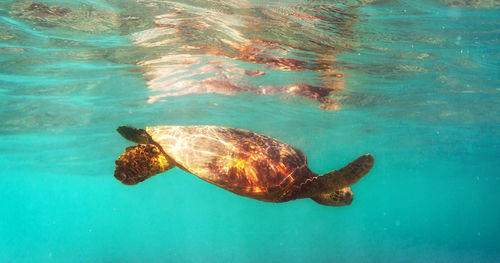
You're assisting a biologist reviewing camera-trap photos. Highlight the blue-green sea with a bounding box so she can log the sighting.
[1,0,499,262]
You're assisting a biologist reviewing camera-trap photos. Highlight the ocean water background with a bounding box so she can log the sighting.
[0,0,499,262]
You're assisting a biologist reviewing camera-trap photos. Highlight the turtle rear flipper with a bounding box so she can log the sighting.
[117,126,153,144]
[114,144,174,185]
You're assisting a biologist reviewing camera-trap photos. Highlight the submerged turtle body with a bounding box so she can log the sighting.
[115,125,374,206]
[146,126,312,202]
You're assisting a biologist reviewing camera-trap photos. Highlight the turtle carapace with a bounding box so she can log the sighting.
[114,125,374,206]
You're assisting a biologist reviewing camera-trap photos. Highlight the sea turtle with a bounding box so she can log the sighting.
[114,125,374,206]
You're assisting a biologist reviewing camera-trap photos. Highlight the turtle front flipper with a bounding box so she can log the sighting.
[297,154,374,206]
[319,154,374,189]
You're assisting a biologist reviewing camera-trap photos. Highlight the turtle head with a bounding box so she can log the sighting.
[117,126,152,144]
[114,144,172,185]
[311,187,354,206]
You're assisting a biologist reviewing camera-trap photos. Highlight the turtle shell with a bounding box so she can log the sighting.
[146,125,312,201]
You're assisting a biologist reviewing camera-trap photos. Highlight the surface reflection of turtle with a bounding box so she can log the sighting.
[23,2,70,17]
[114,125,374,206]
[10,1,149,34]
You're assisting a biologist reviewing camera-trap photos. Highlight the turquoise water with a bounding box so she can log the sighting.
[1,0,499,262]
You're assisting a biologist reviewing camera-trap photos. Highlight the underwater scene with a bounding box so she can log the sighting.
[0,0,499,262]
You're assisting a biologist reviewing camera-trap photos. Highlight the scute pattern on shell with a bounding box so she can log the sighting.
[146,126,310,199]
